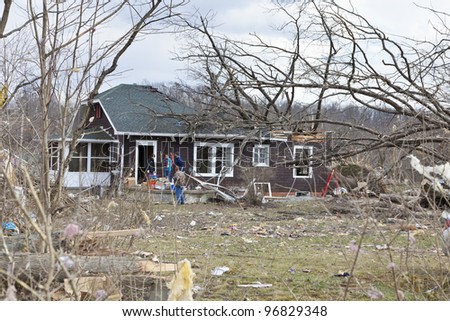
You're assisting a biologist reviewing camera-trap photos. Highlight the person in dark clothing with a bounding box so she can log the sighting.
[146,154,156,175]
[174,153,185,172]
[145,154,156,181]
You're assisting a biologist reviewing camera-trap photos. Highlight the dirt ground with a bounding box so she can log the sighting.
[50,188,450,301]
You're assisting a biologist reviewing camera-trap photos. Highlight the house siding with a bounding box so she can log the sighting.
[210,140,329,195]
[78,102,116,138]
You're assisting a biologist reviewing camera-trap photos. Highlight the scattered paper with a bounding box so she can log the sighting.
[211,266,230,276]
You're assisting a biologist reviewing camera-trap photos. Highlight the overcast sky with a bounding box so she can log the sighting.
[104,0,449,89]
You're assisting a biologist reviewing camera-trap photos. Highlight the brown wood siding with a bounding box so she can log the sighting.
[120,135,329,194]
[220,140,329,195]
[85,103,115,135]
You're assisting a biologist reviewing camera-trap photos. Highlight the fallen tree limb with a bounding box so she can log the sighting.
[0,253,177,283]
[1,228,144,254]
[1,232,61,253]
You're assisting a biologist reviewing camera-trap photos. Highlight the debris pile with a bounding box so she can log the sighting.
[0,226,180,301]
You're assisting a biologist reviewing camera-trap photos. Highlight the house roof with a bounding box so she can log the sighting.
[80,126,118,142]
[94,84,194,136]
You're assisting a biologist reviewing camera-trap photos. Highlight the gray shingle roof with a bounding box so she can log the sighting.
[80,126,118,141]
[95,84,194,135]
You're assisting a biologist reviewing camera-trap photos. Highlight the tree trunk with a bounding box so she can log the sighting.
[0,252,177,283]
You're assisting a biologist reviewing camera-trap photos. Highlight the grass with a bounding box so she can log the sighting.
[110,193,450,301]
[8,189,449,301]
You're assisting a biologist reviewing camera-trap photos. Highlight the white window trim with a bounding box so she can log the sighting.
[134,140,158,183]
[68,142,114,173]
[193,142,234,177]
[252,144,270,167]
[293,145,313,178]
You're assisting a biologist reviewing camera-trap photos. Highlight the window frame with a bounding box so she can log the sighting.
[193,142,234,177]
[68,142,112,173]
[49,142,60,171]
[252,144,270,167]
[68,142,88,172]
[292,145,313,178]
[90,143,111,172]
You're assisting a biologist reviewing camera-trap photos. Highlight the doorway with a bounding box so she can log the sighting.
[135,141,157,183]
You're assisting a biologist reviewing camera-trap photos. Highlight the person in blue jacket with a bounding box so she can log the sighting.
[174,152,185,172]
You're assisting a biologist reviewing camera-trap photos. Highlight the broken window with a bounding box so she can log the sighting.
[194,143,234,177]
[293,146,313,178]
[252,145,270,167]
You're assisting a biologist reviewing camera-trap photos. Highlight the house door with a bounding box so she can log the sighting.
[135,140,157,183]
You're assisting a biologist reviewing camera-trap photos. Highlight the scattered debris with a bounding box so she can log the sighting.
[207,211,223,217]
[64,276,121,301]
[408,155,450,206]
[140,210,151,226]
[367,286,384,300]
[211,266,230,276]
[347,240,366,253]
[1,226,177,301]
[184,173,238,203]
[107,201,119,210]
[192,285,203,294]
[1,221,19,236]
[237,282,272,288]
[63,223,82,239]
[167,259,195,301]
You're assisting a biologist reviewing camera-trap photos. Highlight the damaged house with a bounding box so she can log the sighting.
[49,84,331,197]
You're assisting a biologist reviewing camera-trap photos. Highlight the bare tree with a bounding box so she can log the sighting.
[0,0,187,300]
[176,1,450,162]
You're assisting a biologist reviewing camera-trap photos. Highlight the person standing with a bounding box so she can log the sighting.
[174,152,186,172]
[163,154,172,178]
[146,154,156,177]
[173,166,186,205]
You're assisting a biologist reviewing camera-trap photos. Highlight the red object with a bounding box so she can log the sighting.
[321,168,340,197]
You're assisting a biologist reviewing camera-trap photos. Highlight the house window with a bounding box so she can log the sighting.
[194,143,234,177]
[94,105,102,119]
[49,142,60,171]
[91,143,110,172]
[293,146,313,178]
[253,145,270,167]
[68,142,111,172]
[69,143,88,172]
